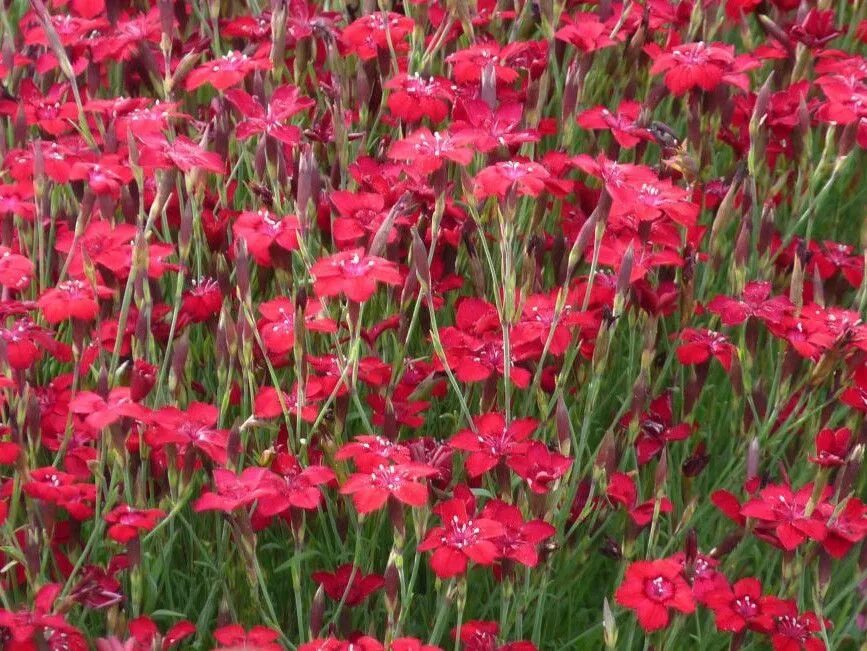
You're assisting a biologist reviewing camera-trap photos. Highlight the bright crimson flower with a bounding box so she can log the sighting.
[185,49,272,91]
[840,364,867,412]
[0,246,34,290]
[449,413,538,478]
[1,319,69,369]
[703,577,775,633]
[341,12,414,60]
[0,584,83,649]
[706,281,792,326]
[257,297,337,356]
[387,128,478,173]
[301,637,384,651]
[311,249,403,302]
[809,427,851,467]
[340,462,437,514]
[311,564,385,606]
[145,402,230,466]
[38,279,114,324]
[390,639,443,651]
[648,41,756,95]
[232,209,300,266]
[24,468,97,520]
[606,472,674,527]
[384,73,454,124]
[417,497,504,578]
[615,559,695,631]
[212,624,282,651]
[68,388,149,430]
[818,498,867,559]
[136,134,225,174]
[473,160,550,199]
[740,483,828,551]
[555,13,621,52]
[181,278,223,324]
[676,328,736,371]
[480,500,555,568]
[104,505,165,543]
[255,453,335,516]
[336,435,412,467]
[763,599,828,651]
[454,621,537,651]
[226,84,314,145]
[629,394,694,465]
[506,442,571,494]
[451,100,539,153]
[194,467,273,513]
[577,101,650,148]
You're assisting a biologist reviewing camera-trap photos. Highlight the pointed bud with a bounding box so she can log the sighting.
[603,598,617,648]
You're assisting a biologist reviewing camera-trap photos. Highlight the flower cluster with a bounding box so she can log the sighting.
[0,0,865,649]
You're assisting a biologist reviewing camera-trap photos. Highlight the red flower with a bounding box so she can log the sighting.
[232,209,300,266]
[137,134,225,174]
[506,442,571,494]
[449,413,538,478]
[258,297,337,356]
[185,49,272,91]
[577,101,651,148]
[341,12,414,61]
[256,453,335,516]
[0,584,82,648]
[104,505,165,543]
[819,498,867,559]
[555,13,620,52]
[0,246,34,290]
[387,128,477,174]
[68,388,149,431]
[480,500,555,568]
[703,577,775,633]
[629,394,694,465]
[336,435,412,467]
[740,483,828,551]
[194,467,273,513]
[706,281,792,326]
[384,73,454,124]
[212,624,281,651]
[676,328,736,371]
[809,427,851,467]
[311,564,385,606]
[614,558,695,631]
[226,84,314,145]
[145,402,230,466]
[763,599,828,651]
[24,468,97,520]
[473,160,550,199]
[417,497,504,578]
[311,249,403,302]
[38,280,114,324]
[181,278,223,324]
[606,472,674,527]
[454,620,537,651]
[648,41,756,95]
[340,462,437,514]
